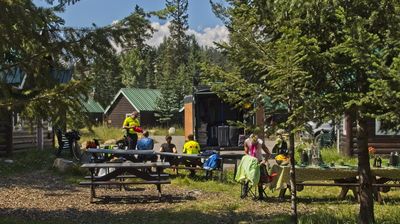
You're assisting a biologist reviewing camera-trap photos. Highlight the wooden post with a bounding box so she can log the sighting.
[255,107,265,138]
[37,119,43,150]
[6,111,13,155]
[184,96,194,138]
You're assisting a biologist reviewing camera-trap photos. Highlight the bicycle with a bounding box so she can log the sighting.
[55,128,82,161]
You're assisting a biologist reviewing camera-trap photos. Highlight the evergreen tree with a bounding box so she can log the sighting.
[208,0,400,223]
[155,0,190,123]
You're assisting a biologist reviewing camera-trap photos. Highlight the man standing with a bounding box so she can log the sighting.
[122,111,141,150]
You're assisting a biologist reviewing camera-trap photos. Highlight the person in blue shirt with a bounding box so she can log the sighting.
[136,131,157,162]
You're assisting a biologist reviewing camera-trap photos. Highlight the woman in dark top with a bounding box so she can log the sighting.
[159,135,178,166]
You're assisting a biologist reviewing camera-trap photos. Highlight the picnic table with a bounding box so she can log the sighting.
[79,161,171,203]
[269,164,400,202]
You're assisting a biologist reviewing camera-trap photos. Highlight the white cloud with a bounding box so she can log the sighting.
[146,22,229,47]
[146,22,171,47]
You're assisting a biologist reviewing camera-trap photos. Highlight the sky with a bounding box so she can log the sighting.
[33,0,229,47]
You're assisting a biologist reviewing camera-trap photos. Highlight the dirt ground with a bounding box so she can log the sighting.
[0,170,200,223]
[0,169,294,224]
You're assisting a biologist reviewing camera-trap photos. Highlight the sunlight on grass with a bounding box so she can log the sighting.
[79,125,184,144]
[0,148,55,176]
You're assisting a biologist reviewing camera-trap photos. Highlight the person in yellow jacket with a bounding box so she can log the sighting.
[182,134,202,177]
[122,111,141,150]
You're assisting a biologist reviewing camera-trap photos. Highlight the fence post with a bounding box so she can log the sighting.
[37,119,43,150]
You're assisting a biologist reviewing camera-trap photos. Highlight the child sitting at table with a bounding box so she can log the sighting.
[159,135,179,166]
[182,134,202,177]
[136,131,157,162]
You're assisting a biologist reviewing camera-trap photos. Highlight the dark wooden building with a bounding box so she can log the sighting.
[104,88,162,128]
[339,114,400,154]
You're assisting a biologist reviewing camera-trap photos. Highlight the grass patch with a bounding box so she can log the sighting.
[79,125,184,145]
[79,125,125,143]
[2,146,400,223]
[320,148,358,166]
[0,148,55,176]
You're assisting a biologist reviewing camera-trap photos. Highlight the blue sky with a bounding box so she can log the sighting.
[34,0,223,31]
[34,0,229,46]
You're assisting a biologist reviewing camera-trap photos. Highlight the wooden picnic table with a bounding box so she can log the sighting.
[80,161,171,203]
[269,164,400,202]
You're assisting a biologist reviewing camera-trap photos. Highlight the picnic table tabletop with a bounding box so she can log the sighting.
[87,148,155,155]
[371,166,400,180]
[156,152,208,159]
[81,161,170,169]
[269,164,400,190]
[269,164,359,190]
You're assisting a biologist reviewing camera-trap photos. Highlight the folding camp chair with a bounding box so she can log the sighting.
[240,171,277,200]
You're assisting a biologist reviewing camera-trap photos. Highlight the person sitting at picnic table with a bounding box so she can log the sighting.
[182,134,202,177]
[242,133,271,200]
[272,129,289,165]
[122,111,142,150]
[136,131,157,162]
[159,135,179,166]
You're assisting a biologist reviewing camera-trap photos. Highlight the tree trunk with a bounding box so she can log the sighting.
[343,112,354,156]
[357,117,375,224]
[289,131,298,223]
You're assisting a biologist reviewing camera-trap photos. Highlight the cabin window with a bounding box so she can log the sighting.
[375,119,400,136]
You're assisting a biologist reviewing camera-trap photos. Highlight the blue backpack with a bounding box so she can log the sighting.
[203,154,220,170]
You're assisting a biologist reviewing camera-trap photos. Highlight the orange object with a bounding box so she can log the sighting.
[368,146,376,154]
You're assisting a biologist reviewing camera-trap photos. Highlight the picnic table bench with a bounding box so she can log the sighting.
[79,161,171,203]
[156,152,222,178]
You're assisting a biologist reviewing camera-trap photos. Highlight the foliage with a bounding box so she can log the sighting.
[207,0,400,222]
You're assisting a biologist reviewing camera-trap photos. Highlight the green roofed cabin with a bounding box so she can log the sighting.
[80,96,104,124]
[104,88,162,127]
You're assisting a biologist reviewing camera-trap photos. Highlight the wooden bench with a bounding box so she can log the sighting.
[169,165,223,179]
[80,161,171,203]
[157,152,223,179]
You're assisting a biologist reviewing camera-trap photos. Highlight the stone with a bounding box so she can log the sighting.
[53,158,74,173]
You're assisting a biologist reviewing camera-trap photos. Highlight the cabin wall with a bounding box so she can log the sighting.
[105,96,136,128]
[340,117,400,154]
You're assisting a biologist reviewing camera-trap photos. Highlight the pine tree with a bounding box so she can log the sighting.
[208,1,400,223]
[156,0,190,122]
